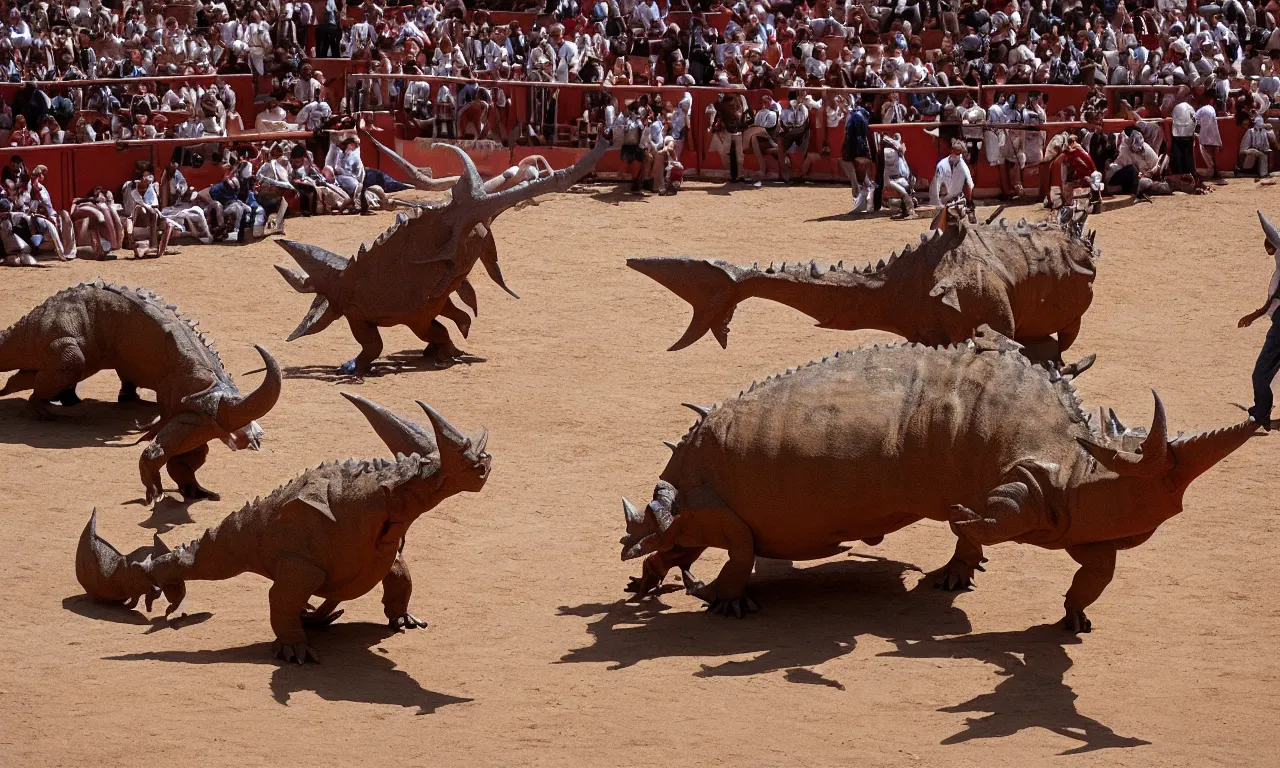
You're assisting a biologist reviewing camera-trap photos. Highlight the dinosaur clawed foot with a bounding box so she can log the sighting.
[144,481,167,505]
[1061,609,1092,634]
[273,641,321,664]
[933,555,987,591]
[300,605,344,628]
[54,388,82,406]
[701,593,760,618]
[388,612,428,631]
[180,483,221,502]
[624,572,662,599]
[423,343,467,361]
[679,567,705,596]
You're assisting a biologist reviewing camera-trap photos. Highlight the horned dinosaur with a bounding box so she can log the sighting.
[619,334,1258,631]
[78,394,491,663]
[628,212,1099,368]
[0,280,282,503]
[275,135,607,375]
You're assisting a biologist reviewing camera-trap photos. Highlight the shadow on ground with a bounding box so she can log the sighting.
[0,397,157,449]
[882,626,1151,755]
[559,553,1147,754]
[284,350,485,383]
[103,621,470,714]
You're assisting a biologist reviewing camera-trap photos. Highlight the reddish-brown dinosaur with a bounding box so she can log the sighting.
[620,334,1258,631]
[628,213,1098,367]
[78,394,491,663]
[0,280,282,502]
[276,136,606,374]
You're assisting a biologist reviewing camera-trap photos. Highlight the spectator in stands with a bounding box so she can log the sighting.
[159,158,215,244]
[1239,116,1274,178]
[8,114,37,146]
[123,172,175,258]
[254,143,291,236]
[1058,134,1100,212]
[327,135,367,213]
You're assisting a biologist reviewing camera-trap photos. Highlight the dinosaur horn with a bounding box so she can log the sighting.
[622,497,644,527]
[416,400,486,452]
[217,346,282,429]
[626,257,741,351]
[461,139,608,224]
[76,509,155,605]
[1076,390,1170,477]
[274,264,314,293]
[1259,210,1280,251]
[363,131,462,191]
[275,239,350,277]
[438,143,487,206]
[1170,417,1262,488]
[343,393,437,457]
[286,295,342,342]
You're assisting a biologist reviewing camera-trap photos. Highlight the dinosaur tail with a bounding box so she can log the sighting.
[75,510,162,609]
[626,258,743,351]
[275,240,350,341]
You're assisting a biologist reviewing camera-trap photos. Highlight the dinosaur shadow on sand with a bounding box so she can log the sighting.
[283,350,486,383]
[558,554,959,684]
[103,621,470,714]
[881,626,1151,755]
[559,553,1147,753]
[0,397,158,449]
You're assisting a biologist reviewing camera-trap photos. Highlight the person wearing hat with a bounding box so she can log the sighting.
[1239,211,1280,430]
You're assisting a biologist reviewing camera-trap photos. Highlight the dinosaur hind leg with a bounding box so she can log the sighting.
[382,551,428,631]
[270,555,328,664]
[118,379,140,403]
[28,338,86,420]
[166,444,220,502]
[342,318,384,375]
[413,318,465,361]
[0,370,37,396]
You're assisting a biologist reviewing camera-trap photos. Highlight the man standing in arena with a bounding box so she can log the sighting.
[1239,211,1280,430]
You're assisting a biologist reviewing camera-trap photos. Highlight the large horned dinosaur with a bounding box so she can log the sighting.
[0,280,282,503]
[628,213,1098,367]
[78,394,491,663]
[619,335,1258,631]
[275,136,607,374]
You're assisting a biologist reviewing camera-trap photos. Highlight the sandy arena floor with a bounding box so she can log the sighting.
[1,180,1278,766]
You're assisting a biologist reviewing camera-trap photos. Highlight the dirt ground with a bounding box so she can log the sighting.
[1,180,1278,767]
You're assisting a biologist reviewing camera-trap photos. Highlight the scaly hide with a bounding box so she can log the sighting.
[275,136,608,374]
[619,333,1258,630]
[629,215,1098,365]
[0,280,282,503]
[77,394,491,663]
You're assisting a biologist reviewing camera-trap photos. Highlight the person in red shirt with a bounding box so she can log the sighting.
[1059,134,1099,212]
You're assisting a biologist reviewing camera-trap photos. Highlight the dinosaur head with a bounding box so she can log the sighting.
[620,481,676,560]
[1075,391,1261,530]
[418,400,490,493]
[341,393,490,493]
[185,345,282,443]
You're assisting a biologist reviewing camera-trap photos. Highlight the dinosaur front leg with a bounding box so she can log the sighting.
[1061,542,1116,634]
[625,545,706,599]
[165,443,220,502]
[269,555,328,664]
[948,479,1044,547]
[934,531,987,591]
[381,551,428,631]
[117,379,140,403]
[139,415,204,503]
[300,598,344,628]
[438,297,473,340]
[342,318,384,375]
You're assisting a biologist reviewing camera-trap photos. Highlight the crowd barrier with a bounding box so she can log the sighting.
[355,76,1258,196]
[0,77,1259,210]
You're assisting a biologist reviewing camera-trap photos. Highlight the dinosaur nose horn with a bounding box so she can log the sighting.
[415,401,485,453]
[1259,210,1280,251]
[342,393,437,457]
[218,345,282,428]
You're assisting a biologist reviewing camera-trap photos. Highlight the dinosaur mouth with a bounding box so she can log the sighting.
[620,533,656,561]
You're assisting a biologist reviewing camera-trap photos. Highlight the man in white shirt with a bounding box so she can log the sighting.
[1195,96,1223,179]
[255,143,291,234]
[1170,95,1197,175]
[549,24,578,83]
[930,140,973,208]
[640,113,667,192]
[1239,116,1272,178]
[296,97,333,131]
[1239,211,1280,429]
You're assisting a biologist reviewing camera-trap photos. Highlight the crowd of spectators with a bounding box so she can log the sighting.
[1,0,1280,259]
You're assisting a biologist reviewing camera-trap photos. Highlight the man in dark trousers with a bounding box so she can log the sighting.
[1239,210,1280,430]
